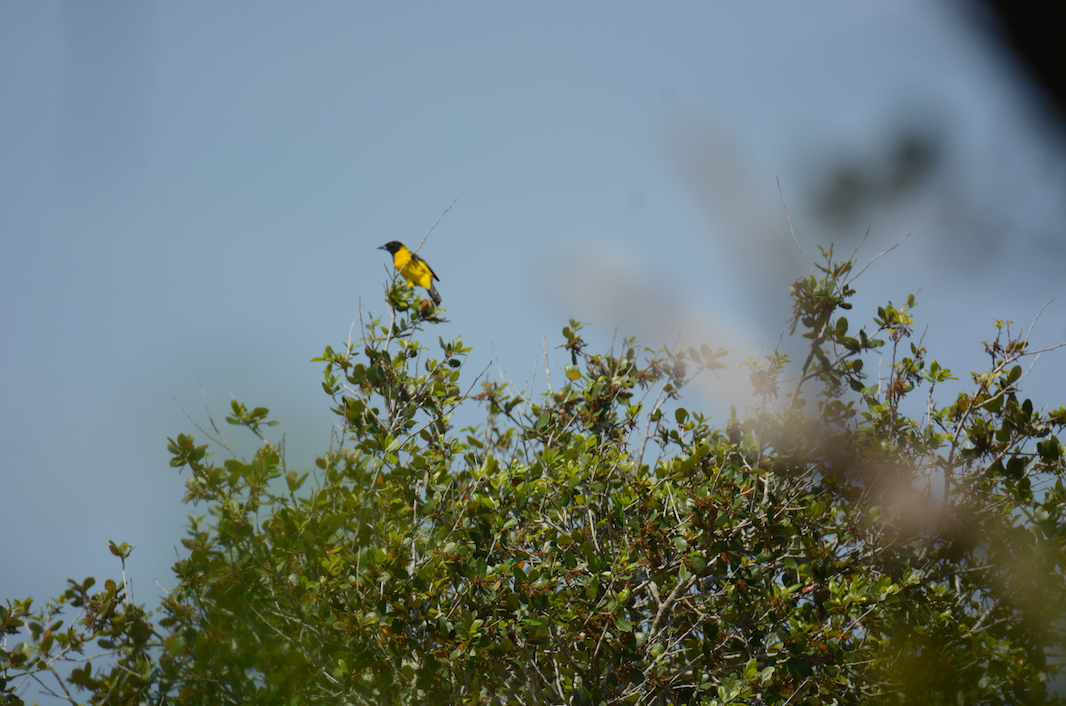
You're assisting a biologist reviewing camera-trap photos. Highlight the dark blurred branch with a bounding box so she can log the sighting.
[972,0,1066,127]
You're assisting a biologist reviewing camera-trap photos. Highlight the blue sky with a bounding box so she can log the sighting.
[2,2,1064,693]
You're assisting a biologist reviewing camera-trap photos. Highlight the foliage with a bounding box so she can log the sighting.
[4,248,1066,705]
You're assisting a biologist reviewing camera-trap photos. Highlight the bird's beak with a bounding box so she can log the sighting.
[376,245,386,250]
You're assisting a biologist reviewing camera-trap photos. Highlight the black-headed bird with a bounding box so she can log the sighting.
[378,241,442,305]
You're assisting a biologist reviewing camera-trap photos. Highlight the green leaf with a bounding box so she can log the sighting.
[166,636,185,658]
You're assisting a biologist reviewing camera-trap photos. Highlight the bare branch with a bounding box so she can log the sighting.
[846,232,911,285]
[778,176,812,277]
[847,227,871,266]
[1025,295,1057,342]
[414,198,457,254]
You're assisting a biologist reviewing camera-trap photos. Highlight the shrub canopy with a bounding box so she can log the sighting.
[3,247,1066,705]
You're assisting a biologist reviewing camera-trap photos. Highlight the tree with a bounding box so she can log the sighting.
[3,246,1065,705]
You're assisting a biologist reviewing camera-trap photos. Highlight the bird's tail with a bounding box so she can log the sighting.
[428,284,442,306]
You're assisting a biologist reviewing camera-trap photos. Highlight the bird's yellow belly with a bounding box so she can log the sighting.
[398,257,432,289]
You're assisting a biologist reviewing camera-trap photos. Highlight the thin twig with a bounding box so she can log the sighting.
[778,176,812,276]
[846,232,911,286]
[1025,296,1057,342]
[347,300,365,349]
[491,341,523,403]
[542,337,553,396]
[173,389,233,458]
[414,198,457,254]
[526,341,539,409]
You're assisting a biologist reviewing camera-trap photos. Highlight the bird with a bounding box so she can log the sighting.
[378,241,442,305]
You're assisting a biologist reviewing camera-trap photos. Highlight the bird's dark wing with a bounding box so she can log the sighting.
[411,251,439,281]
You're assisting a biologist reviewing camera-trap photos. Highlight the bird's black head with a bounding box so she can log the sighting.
[378,241,404,254]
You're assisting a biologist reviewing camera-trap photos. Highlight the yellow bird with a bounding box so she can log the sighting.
[378,241,442,305]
